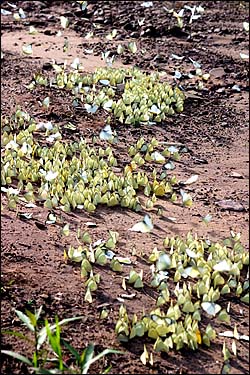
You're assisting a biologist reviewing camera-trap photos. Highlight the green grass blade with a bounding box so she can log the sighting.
[25,309,37,328]
[35,305,43,321]
[102,364,112,374]
[61,339,81,363]
[31,368,61,374]
[45,320,58,355]
[88,349,124,367]
[15,310,34,332]
[81,344,94,374]
[57,316,85,325]
[37,316,84,350]
[1,350,33,366]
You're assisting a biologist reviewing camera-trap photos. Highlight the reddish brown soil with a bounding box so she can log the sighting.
[1,1,249,374]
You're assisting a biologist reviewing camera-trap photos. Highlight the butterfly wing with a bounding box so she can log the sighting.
[100,125,112,140]
[143,214,153,230]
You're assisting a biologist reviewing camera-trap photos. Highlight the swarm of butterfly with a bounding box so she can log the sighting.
[115,231,249,354]
[49,65,185,126]
[65,223,248,354]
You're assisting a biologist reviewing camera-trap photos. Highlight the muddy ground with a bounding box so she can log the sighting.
[1,1,249,374]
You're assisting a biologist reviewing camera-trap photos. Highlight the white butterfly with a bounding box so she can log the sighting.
[84,104,99,114]
[103,99,113,112]
[168,146,179,153]
[201,302,221,317]
[186,248,200,258]
[150,104,161,115]
[156,253,171,271]
[151,151,165,163]
[99,125,113,141]
[22,44,32,55]
[213,260,231,272]
[129,215,153,233]
[99,79,110,86]
[45,171,58,182]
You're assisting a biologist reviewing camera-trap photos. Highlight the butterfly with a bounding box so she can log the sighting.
[213,260,231,272]
[129,214,153,233]
[99,125,113,141]
[151,151,165,163]
[156,253,171,271]
[150,104,161,115]
[84,103,99,114]
[201,302,221,317]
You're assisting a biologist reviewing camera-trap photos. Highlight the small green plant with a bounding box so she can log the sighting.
[1,306,123,374]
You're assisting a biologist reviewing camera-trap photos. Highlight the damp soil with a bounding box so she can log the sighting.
[1,1,249,374]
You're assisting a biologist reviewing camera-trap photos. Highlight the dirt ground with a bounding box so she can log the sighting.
[1,1,249,374]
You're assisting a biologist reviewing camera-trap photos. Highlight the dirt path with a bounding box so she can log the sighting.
[1,1,249,374]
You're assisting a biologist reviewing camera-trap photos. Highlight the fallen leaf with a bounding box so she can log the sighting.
[228,172,243,179]
[219,331,234,338]
[171,53,184,60]
[120,293,136,299]
[25,203,37,208]
[85,221,97,227]
[18,213,33,220]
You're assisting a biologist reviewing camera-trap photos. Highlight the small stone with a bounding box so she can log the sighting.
[209,67,225,78]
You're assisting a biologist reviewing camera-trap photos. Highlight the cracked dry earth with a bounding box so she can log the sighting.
[1,1,249,374]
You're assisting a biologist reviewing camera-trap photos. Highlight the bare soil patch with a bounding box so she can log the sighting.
[1,1,249,374]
